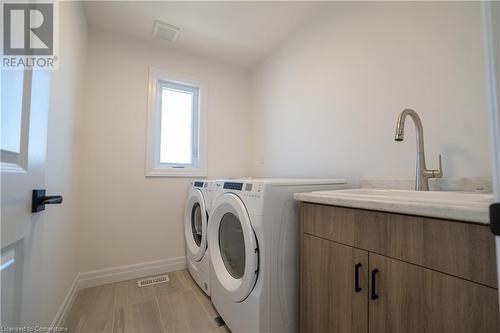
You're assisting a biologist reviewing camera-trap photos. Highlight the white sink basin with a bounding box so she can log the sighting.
[295,188,493,224]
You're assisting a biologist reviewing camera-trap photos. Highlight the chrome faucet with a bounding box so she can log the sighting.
[395,109,442,191]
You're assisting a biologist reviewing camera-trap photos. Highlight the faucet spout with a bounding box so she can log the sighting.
[394,109,442,191]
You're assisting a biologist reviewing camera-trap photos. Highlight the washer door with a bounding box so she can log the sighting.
[208,193,258,302]
[184,189,208,262]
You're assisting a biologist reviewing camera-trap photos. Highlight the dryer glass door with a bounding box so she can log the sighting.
[208,193,258,302]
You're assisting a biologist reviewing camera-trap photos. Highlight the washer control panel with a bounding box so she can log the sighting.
[220,181,263,197]
[223,182,243,190]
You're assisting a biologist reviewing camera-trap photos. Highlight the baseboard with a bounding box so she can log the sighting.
[50,273,80,328]
[78,256,187,289]
[51,256,186,327]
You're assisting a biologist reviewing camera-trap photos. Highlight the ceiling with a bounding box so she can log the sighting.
[83,1,330,68]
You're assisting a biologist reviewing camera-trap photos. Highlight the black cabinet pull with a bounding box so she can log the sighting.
[355,263,362,292]
[371,269,379,300]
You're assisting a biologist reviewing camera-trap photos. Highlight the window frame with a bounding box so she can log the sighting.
[146,67,207,177]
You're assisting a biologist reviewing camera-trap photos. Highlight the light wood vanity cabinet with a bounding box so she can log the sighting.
[300,203,500,333]
[301,234,368,333]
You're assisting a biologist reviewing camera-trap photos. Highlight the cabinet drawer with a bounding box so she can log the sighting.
[302,203,498,288]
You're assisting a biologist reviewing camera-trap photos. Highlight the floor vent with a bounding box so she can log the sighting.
[214,316,226,327]
[137,274,169,287]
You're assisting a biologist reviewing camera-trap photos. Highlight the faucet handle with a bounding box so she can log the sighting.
[432,154,443,178]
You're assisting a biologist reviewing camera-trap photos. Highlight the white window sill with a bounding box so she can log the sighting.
[145,168,207,178]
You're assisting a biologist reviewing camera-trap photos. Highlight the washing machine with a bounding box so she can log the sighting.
[207,179,347,333]
[184,179,216,295]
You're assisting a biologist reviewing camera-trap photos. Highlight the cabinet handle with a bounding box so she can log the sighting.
[355,263,362,292]
[371,269,379,300]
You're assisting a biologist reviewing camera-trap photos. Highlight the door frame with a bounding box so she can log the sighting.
[482,2,500,305]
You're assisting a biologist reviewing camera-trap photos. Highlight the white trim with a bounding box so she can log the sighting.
[1,69,32,170]
[482,1,500,306]
[50,256,186,326]
[50,274,80,328]
[483,2,500,198]
[0,162,27,173]
[78,256,187,289]
[146,67,208,177]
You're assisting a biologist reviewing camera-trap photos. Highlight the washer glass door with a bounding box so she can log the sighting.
[219,212,246,279]
[191,202,203,246]
[184,189,208,261]
[208,193,258,302]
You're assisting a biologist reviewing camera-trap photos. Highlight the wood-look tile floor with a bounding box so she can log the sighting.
[65,270,231,333]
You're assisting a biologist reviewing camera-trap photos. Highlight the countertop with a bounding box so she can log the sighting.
[294,188,493,224]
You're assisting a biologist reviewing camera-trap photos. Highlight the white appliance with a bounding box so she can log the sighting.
[184,180,216,295]
[207,178,347,333]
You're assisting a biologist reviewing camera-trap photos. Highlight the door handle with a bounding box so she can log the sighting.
[32,189,63,213]
[371,269,379,300]
[354,263,362,292]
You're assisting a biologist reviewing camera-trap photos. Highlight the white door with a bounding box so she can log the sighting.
[482,2,500,305]
[1,69,51,326]
[208,193,258,302]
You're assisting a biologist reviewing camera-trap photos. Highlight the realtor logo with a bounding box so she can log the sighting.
[3,3,53,55]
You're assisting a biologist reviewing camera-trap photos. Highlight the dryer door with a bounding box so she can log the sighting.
[208,193,258,302]
[184,189,208,261]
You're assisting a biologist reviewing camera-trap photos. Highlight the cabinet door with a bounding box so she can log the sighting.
[301,234,368,333]
[369,253,500,333]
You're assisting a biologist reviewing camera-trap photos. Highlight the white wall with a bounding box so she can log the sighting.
[72,1,492,276]
[20,2,87,325]
[77,29,251,272]
[251,2,491,183]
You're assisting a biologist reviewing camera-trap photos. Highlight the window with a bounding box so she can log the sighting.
[146,67,206,177]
